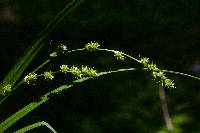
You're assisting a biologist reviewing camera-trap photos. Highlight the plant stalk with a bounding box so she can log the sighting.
[159,84,174,131]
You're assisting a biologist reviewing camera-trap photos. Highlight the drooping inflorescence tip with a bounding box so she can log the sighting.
[139,57,175,89]
[85,41,100,51]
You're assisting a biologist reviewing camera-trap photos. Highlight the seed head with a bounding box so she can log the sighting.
[114,51,125,61]
[0,84,12,96]
[58,44,67,54]
[147,63,159,71]
[43,71,54,80]
[81,66,98,77]
[70,66,83,78]
[50,52,58,58]
[85,41,100,51]
[24,73,37,84]
[60,65,69,73]
[164,79,175,89]
[139,57,149,67]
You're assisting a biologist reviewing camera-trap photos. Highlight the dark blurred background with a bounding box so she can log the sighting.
[0,0,200,132]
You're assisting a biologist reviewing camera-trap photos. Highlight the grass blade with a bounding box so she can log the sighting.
[0,68,137,132]
[0,0,86,97]
[14,121,57,133]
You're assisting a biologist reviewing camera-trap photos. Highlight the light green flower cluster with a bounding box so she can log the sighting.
[0,84,12,96]
[59,65,98,79]
[114,51,125,61]
[23,71,54,84]
[139,57,149,67]
[57,44,67,54]
[139,57,175,89]
[23,73,37,84]
[50,44,67,58]
[70,66,98,78]
[50,52,58,58]
[60,65,69,73]
[70,66,83,78]
[81,66,98,77]
[43,71,54,80]
[22,64,98,85]
[85,41,100,51]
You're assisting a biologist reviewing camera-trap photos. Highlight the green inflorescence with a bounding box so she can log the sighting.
[114,51,125,61]
[139,57,175,89]
[69,66,83,78]
[0,84,12,96]
[85,41,100,51]
[50,52,58,58]
[60,65,69,73]
[57,44,67,54]
[23,73,38,84]
[81,66,98,77]
[43,71,54,80]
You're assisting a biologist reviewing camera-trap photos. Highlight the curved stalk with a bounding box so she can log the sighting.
[14,121,57,133]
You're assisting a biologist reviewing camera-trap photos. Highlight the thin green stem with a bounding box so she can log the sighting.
[98,68,137,76]
[67,48,85,53]
[122,53,140,62]
[14,121,57,133]
[34,48,85,73]
[102,68,200,81]
[162,69,200,81]
[32,59,50,73]
[0,48,86,105]
[133,68,200,81]
[97,48,140,62]
[97,48,200,81]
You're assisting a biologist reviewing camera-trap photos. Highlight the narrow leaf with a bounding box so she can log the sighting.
[0,0,86,97]
[0,68,137,132]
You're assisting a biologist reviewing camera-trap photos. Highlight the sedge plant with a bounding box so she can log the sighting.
[0,41,199,132]
[0,0,200,132]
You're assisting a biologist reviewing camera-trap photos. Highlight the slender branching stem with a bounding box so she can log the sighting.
[1,46,200,106]
[1,44,199,132]
[0,48,85,105]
